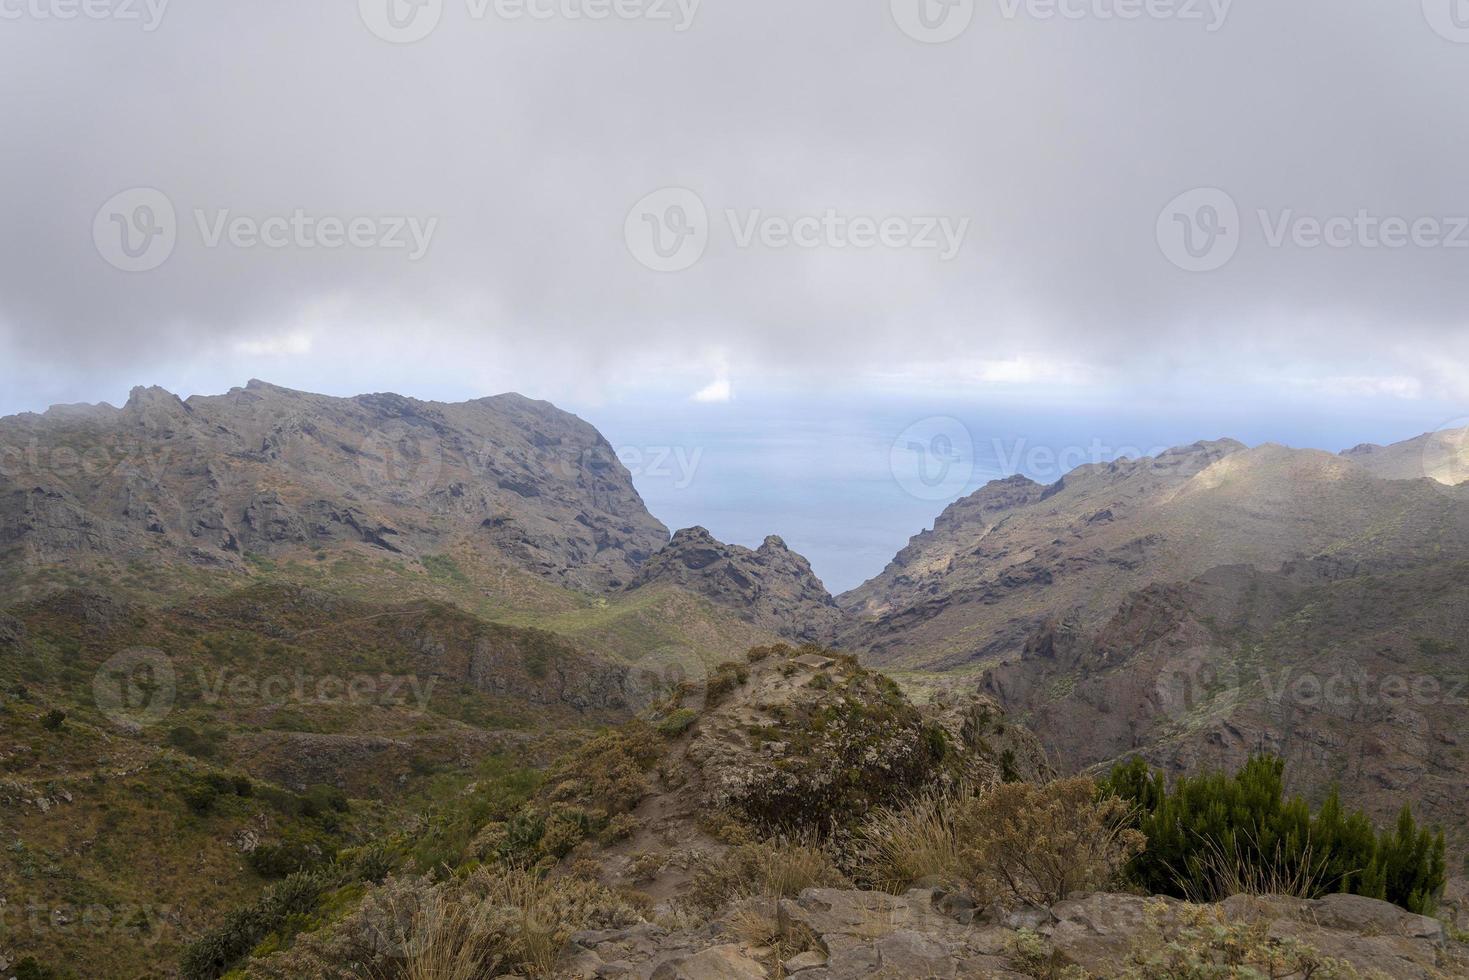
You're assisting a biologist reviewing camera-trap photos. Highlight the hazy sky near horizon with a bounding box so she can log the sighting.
[3,0,1469,586]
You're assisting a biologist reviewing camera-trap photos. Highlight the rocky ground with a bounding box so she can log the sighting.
[565,886,1466,979]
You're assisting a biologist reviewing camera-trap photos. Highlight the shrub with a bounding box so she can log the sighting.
[388,869,645,979]
[182,782,221,815]
[599,812,639,844]
[179,867,341,979]
[727,687,960,833]
[704,661,750,707]
[656,708,698,737]
[853,786,970,892]
[13,958,62,980]
[687,838,848,913]
[541,720,661,816]
[961,777,1144,907]
[1101,755,1448,914]
[40,709,66,731]
[1119,900,1359,979]
[247,838,327,879]
[166,725,221,759]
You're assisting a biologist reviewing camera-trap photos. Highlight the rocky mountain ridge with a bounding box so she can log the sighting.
[836,435,1469,671]
[629,526,842,642]
[0,380,670,594]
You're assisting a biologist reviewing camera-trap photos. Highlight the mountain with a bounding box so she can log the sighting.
[836,437,1469,671]
[628,526,842,642]
[1342,423,1469,486]
[981,557,1469,853]
[0,380,669,598]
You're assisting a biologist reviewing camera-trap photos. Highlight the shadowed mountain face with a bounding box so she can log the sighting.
[981,558,1469,852]
[836,436,1469,672]
[0,380,670,594]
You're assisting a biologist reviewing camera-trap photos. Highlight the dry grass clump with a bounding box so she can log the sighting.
[852,777,1143,907]
[685,838,839,970]
[407,868,643,978]
[853,785,972,892]
[265,868,646,980]
[687,837,849,913]
[1181,829,1331,903]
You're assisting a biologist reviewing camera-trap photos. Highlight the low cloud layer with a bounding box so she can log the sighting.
[2,0,1468,413]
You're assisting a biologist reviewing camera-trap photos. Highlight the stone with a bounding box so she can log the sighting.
[782,949,827,972]
[1309,892,1444,944]
[648,944,767,980]
[873,929,956,977]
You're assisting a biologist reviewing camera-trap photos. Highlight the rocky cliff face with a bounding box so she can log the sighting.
[629,527,841,642]
[0,380,669,594]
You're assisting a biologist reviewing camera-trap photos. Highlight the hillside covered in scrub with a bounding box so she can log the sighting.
[165,645,1466,980]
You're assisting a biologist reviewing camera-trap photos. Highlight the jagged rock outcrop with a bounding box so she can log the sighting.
[629,527,841,642]
[0,380,669,594]
[574,646,1047,906]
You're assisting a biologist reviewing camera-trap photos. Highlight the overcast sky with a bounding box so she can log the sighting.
[2,0,1467,587]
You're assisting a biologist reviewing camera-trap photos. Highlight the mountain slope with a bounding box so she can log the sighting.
[981,557,1469,853]
[837,437,1469,671]
[1342,423,1469,486]
[0,380,669,600]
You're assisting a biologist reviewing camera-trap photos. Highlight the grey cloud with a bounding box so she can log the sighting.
[1,0,1467,405]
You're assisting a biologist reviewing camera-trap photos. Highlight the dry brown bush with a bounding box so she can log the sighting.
[961,777,1144,907]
